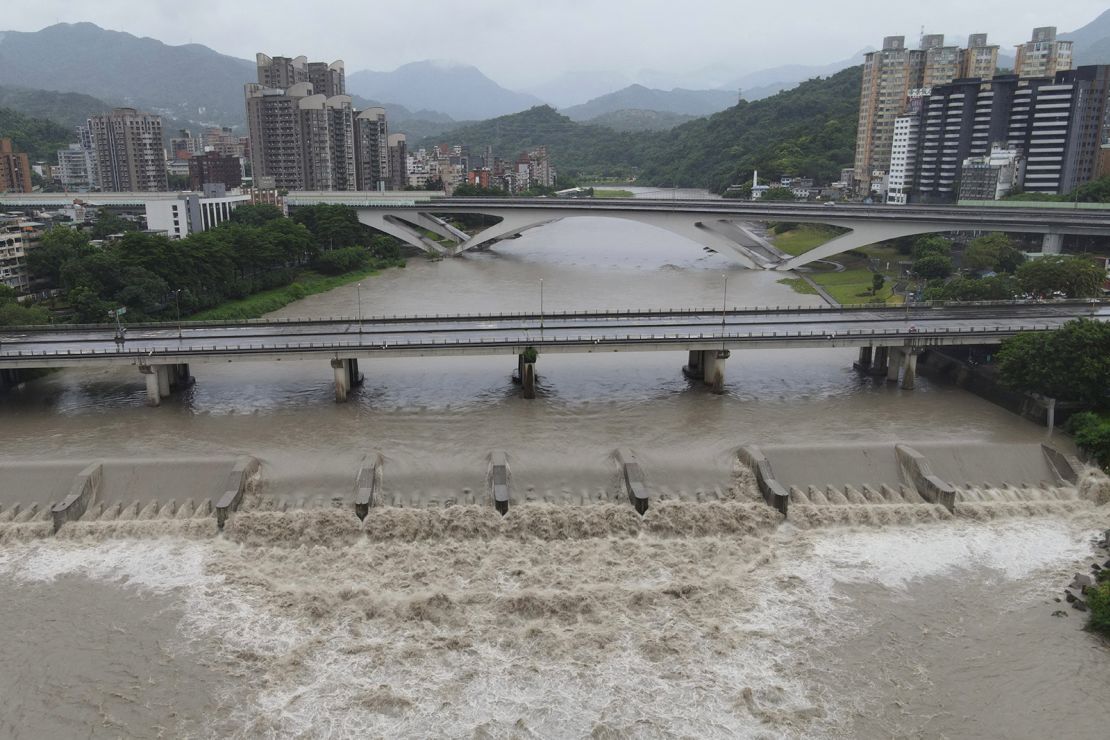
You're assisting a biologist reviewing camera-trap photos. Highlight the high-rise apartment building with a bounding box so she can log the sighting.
[960,34,1000,80]
[1014,27,1073,79]
[247,53,383,192]
[853,34,977,194]
[189,151,243,190]
[85,108,168,192]
[388,133,408,190]
[883,64,1110,202]
[0,138,32,193]
[355,108,390,191]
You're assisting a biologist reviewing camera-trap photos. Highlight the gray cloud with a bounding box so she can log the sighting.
[5,0,1107,90]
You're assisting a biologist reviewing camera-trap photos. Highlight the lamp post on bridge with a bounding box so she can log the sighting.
[720,273,728,350]
[357,282,363,334]
[539,278,545,336]
[172,289,182,340]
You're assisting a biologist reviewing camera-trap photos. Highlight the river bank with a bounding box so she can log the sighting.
[186,261,404,322]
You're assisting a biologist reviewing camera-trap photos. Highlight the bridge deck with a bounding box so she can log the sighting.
[0,302,1104,368]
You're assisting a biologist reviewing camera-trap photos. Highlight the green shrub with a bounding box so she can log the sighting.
[1089,580,1110,635]
[313,247,370,275]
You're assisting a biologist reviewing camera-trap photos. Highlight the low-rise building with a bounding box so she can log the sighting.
[143,186,250,239]
[0,218,43,291]
[958,146,1024,201]
[0,139,33,194]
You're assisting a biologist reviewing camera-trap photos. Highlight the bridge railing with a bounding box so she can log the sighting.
[0,299,1103,335]
[0,323,1070,362]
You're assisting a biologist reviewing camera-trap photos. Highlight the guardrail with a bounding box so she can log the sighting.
[0,322,1069,363]
[0,299,1102,335]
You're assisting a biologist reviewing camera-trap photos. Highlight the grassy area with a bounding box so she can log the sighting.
[186,265,395,321]
[770,224,847,257]
[776,277,818,295]
[593,189,635,199]
[809,268,900,305]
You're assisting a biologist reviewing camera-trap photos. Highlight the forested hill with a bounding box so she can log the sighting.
[417,105,652,178]
[426,66,861,191]
[636,65,862,190]
[0,107,74,161]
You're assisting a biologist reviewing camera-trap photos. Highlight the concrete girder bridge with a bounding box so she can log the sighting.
[279,194,1110,269]
[1,301,1105,406]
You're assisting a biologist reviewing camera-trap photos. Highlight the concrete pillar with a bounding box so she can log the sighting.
[143,368,161,407]
[683,350,704,380]
[886,348,903,382]
[156,365,171,398]
[346,359,363,386]
[855,346,873,371]
[703,350,728,394]
[1042,233,1063,254]
[871,346,889,376]
[331,358,350,402]
[520,361,536,399]
[901,352,918,390]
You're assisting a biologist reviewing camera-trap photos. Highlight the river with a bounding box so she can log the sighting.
[0,209,1108,738]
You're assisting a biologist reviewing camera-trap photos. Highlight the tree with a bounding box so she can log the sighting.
[230,204,285,226]
[1015,255,1104,298]
[921,275,1020,302]
[963,233,1011,272]
[759,186,796,201]
[912,254,953,280]
[996,319,1110,407]
[871,273,885,295]
[89,211,139,240]
[911,235,952,260]
[0,285,49,326]
[27,226,92,286]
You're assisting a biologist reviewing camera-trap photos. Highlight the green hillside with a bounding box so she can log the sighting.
[636,65,862,190]
[427,66,862,191]
[0,107,74,161]
[0,85,111,130]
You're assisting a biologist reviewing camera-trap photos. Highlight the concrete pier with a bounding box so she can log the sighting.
[901,352,918,390]
[354,453,383,520]
[331,358,350,402]
[615,449,650,515]
[518,354,536,399]
[215,456,261,529]
[683,349,728,393]
[1042,232,1063,254]
[51,462,103,532]
[895,445,956,511]
[886,348,903,382]
[854,346,873,372]
[489,451,511,515]
[870,346,889,377]
[737,446,790,516]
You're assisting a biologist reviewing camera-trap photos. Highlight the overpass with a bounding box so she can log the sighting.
[282,194,1110,270]
[1,300,1104,405]
[8,191,1108,269]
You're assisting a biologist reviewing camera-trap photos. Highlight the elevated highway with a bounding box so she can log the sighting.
[2,300,1104,404]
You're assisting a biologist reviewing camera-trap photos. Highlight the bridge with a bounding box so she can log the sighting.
[286,194,1110,270]
[1,300,1104,405]
[7,191,1109,270]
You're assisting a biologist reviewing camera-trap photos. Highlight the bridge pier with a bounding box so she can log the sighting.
[855,346,873,372]
[1042,233,1063,254]
[518,354,537,399]
[870,346,889,376]
[683,350,728,393]
[886,348,903,383]
[0,368,27,390]
[901,352,918,390]
[331,359,362,402]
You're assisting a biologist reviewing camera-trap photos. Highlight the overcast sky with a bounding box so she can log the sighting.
[5,1,1107,89]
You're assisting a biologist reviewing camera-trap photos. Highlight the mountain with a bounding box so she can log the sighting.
[0,23,253,127]
[347,61,542,121]
[1062,9,1110,65]
[0,107,76,161]
[0,85,113,130]
[562,85,738,121]
[417,105,646,175]
[720,50,869,101]
[524,70,634,109]
[637,66,863,191]
[585,109,699,132]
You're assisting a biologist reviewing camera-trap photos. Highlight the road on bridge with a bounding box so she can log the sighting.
[0,302,1105,367]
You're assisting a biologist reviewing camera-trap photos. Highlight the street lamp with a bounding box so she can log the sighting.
[173,289,182,339]
[356,282,363,334]
[720,273,728,349]
[539,278,545,335]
